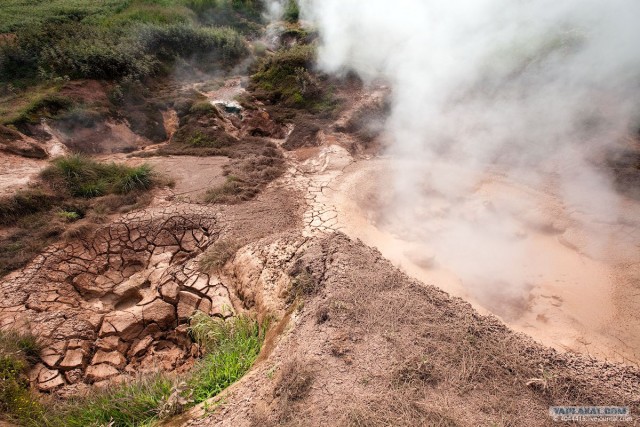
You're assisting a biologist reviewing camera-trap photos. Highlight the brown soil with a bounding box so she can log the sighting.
[0,66,639,427]
[173,233,640,427]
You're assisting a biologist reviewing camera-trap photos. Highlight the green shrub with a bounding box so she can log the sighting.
[283,0,299,23]
[0,14,247,83]
[134,23,247,64]
[251,44,320,106]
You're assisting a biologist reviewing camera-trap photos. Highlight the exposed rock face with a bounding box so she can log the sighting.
[0,205,238,391]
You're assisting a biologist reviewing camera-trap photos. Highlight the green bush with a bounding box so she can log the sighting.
[283,0,299,23]
[0,6,248,83]
[135,23,247,63]
[252,44,319,107]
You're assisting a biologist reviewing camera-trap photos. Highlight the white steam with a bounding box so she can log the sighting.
[299,0,640,316]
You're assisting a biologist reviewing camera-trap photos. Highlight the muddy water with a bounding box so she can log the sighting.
[325,156,640,364]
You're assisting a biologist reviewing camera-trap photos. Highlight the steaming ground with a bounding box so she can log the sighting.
[324,155,640,364]
[298,0,640,365]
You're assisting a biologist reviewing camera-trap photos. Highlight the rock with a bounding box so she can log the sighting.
[40,346,63,368]
[142,299,176,329]
[37,367,65,391]
[0,125,48,159]
[99,311,144,341]
[129,336,154,358]
[177,291,202,320]
[86,364,120,383]
[241,109,285,139]
[91,350,126,369]
[95,336,120,352]
[59,349,86,370]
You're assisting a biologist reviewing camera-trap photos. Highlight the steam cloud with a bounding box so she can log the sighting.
[298,0,640,315]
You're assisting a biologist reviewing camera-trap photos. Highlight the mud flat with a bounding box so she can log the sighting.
[324,156,640,365]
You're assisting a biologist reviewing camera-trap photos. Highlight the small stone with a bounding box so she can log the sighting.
[129,336,154,358]
[142,299,176,329]
[64,369,84,384]
[59,349,85,370]
[92,350,126,369]
[160,282,180,304]
[86,364,120,383]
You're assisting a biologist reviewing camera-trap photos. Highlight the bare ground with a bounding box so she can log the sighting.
[1,72,640,426]
[172,233,640,427]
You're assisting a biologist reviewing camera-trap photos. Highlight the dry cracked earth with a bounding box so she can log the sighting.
[1,75,640,427]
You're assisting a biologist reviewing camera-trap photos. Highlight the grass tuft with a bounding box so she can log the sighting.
[199,238,242,272]
[42,155,156,198]
[188,313,267,404]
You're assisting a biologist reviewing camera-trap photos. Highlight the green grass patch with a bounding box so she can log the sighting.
[50,375,173,427]
[1,88,72,126]
[1,315,268,426]
[188,313,267,404]
[0,330,45,425]
[41,155,155,198]
[251,44,335,111]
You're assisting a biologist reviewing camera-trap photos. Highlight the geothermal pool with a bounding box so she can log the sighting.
[325,156,640,364]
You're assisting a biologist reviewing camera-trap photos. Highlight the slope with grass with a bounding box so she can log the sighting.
[0,155,162,277]
[0,315,267,427]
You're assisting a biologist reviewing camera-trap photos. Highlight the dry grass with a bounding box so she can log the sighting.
[231,235,640,427]
[199,238,242,273]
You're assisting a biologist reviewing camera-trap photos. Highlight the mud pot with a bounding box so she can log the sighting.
[300,149,640,365]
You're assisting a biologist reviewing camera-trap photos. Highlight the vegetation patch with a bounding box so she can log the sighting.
[0,314,268,426]
[42,155,155,198]
[0,156,163,277]
[199,238,242,272]
[0,330,44,425]
[188,312,267,404]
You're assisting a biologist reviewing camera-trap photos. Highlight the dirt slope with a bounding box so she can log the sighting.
[171,233,640,427]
